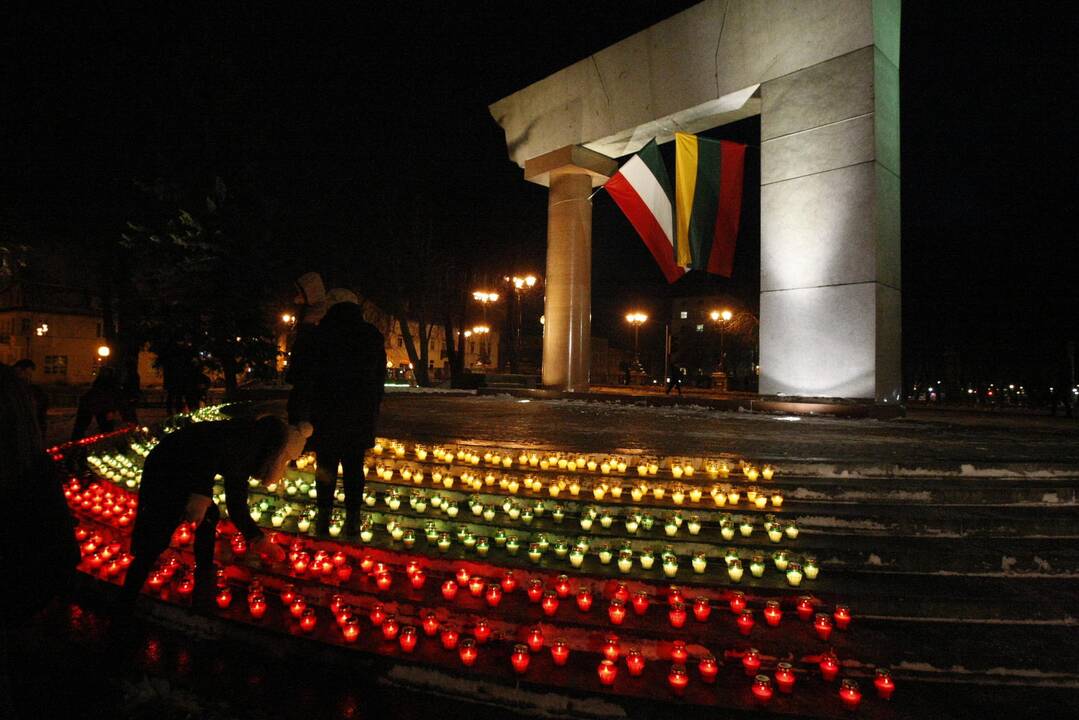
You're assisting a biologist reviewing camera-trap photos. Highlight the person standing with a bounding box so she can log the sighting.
[286,272,328,426]
[12,359,48,442]
[119,416,305,608]
[300,298,385,537]
[71,367,124,440]
[666,363,685,396]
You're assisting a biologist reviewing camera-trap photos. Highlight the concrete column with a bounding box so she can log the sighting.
[758,4,901,403]
[524,146,617,391]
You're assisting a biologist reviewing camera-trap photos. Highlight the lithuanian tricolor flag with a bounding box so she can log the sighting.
[674,133,747,276]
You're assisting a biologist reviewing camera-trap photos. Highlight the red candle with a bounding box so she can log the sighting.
[336,564,353,582]
[422,612,440,636]
[752,674,774,704]
[399,625,418,653]
[597,659,618,686]
[405,559,421,576]
[485,584,503,607]
[874,669,895,700]
[737,609,755,636]
[834,604,852,630]
[550,639,570,666]
[300,607,317,633]
[608,599,627,625]
[625,649,645,677]
[775,662,796,693]
[381,615,400,641]
[693,597,712,622]
[699,653,719,684]
[369,603,386,626]
[330,594,346,614]
[441,579,459,601]
[280,584,297,605]
[468,575,485,597]
[797,595,815,621]
[576,587,594,612]
[555,575,571,598]
[230,535,247,556]
[177,577,194,597]
[342,617,360,642]
[613,583,630,604]
[456,567,471,585]
[293,554,309,575]
[458,638,477,666]
[631,591,650,616]
[147,572,165,592]
[668,602,687,628]
[409,569,426,589]
[359,554,375,573]
[667,585,683,605]
[541,591,559,617]
[819,652,840,681]
[289,597,307,618]
[764,600,782,627]
[814,613,834,640]
[511,644,531,674]
[501,570,517,593]
[602,635,621,662]
[441,625,460,650]
[742,648,761,676]
[839,679,862,710]
[729,590,747,614]
[527,579,544,603]
[376,570,393,592]
[526,625,545,653]
[668,664,689,695]
[248,594,267,619]
[671,640,688,664]
[474,618,492,644]
[215,588,232,609]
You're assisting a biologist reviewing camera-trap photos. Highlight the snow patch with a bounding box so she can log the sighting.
[1033,556,1052,572]
[789,487,829,500]
[1042,492,1060,503]
[865,553,884,566]
[1001,556,1018,572]
[796,515,889,531]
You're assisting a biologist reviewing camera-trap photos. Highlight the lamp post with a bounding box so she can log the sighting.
[472,290,500,369]
[507,275,538,373]
[625,312,648,372]
[709,309,732,372]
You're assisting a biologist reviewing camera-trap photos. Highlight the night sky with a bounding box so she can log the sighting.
[4,2,1075,388]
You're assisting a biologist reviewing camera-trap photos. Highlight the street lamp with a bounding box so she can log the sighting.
[709,309,732,372]
[471,325,491,367]
[505,274,539,373]
[625,312,648,371]
[471,290,500,369]
[97,345,111,359]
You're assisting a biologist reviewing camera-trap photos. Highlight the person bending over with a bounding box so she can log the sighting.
[120,416,309,607]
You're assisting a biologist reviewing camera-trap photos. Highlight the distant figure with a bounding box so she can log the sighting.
[119,417,307,608]
[183,365,212,411]
[1050,341,1075,418]
[71,367,124,440]
[286,271,328,426]
[666,363,685,396]
[619,359,631,385]
[12,359,48,441]
[300,300,386,537]
[160,346,193,415]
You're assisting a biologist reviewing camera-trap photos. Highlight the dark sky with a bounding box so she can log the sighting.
[4,2,1076,385]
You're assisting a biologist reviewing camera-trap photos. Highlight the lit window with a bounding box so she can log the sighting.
[695,324,704,332]
[680,311,688,319]
[44,355,68,375]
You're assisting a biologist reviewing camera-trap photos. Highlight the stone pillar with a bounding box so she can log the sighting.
[758,4,901,403]
[524,146,618,391]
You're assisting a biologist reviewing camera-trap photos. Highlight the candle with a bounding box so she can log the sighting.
[786,564,804,587]
[408,569,426,590]
[608,599,627,625]
[555,575,572,598]
[775,662,795,693]
[764,600,782,627]
[738,609,755,636]
[668,664,689,695]
[691,552,707,574]
[289,597,307,618]
[397,624,418,652]
[542,591,560,617]
[577,587,594,612]
[602,635,621,662]
[216,587,232,609]
[668,602,687,628]
[501,570,517,593]
[458,638,477,666]
[369,603,386,626]
[699,653,719,683]
[797,596,815,621]
[441,580,459,601]
[631,591,650,615]
[814,613,834,641]
[804,557,819,579]
[819,652,840,681]
[874,669,896,700]
[381,615,400,641]
[376,570,393,591]
[474,619,492,644]
[511,644,531,674]
[727,558,744,582]
[670,640,688,664]
[751,675,774,704]
[625,649,645,677]
[839,679,862,710]
[551,639,570,666]
[693,596,712,622]
[422,612,440,636]
[525,625,545,652]
[834,604,852,630]
[729,591,747,615]
[597,659,618,686]
[773,551,789,572]
[468,575,485,597]
[614,583,631,603]
[742,648,761,676]
[527,579,544,603]
[342,616,360,642]
[441,625,459,650]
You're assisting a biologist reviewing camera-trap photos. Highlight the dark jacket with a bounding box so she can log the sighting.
[72,372,124,440]
[298,303,385,448]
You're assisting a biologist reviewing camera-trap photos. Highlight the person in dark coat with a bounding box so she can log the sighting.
[71,367,124,440]
[299,300,385,536]
[12,359,48,442]
[666,363,685,395]
[119,416,306,608]
[286,272,328,426]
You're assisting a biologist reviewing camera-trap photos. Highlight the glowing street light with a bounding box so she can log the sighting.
[281,313,295,325]
[506,274,540,372]
[96,345,111,359]
[710,309,733,372]
[472,290,500,303]
[625,312,648,370]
